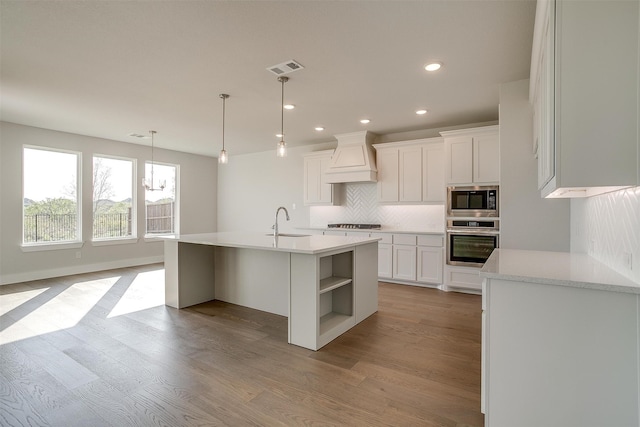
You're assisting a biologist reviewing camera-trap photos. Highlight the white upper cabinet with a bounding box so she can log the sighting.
[303,150,336,205]
[441,126,500,185]
[422,143,445,202]
[374,138,444,203]
[398,146,423,202]
[376,148,400,202]
[531,0,640,198]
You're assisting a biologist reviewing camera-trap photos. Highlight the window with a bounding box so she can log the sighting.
[23,146,81,244]
[144,162,178,236]
[93,155,135,240]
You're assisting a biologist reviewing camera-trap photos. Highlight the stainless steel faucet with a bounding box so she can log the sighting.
[273,206,290,237]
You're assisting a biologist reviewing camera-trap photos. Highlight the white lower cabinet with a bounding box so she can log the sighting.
[392,244,417,281]
[445,265,483,292]
[377,244,393,278]
[483,277,640,426]
[417,247,443,284]
[387,233,444,287]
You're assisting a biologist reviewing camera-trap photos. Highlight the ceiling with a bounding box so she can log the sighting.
[0,0,536,157]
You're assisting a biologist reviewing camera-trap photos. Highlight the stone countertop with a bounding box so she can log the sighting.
[159,232,380,255]
[480,249,640,294]
[299,227,445,235]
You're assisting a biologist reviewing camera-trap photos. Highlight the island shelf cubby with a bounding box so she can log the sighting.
[318,251,354,337]
[290,246,361,350]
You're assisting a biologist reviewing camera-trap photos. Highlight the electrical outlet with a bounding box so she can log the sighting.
[623,252,632,270]
[292,203,296,210]
[75,251,81,259]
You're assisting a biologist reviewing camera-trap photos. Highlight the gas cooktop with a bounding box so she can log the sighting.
[327,223,381,230]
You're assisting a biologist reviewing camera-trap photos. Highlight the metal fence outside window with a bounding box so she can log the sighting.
[23,202,175,242]
[23,213,78,243]
[93,212,132,239]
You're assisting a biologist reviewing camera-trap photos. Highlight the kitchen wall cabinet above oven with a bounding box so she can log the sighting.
[530,0,639,198]
[441,126,500,186]
[303,150,339,206]
[373,137,445,203]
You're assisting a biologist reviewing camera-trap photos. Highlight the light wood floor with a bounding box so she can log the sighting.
[0,264,483,426]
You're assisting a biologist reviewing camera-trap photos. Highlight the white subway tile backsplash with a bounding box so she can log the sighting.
[577,186,640,284]
[309,182,445,231]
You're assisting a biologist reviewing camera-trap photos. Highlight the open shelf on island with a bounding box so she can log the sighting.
[319,276,352,294]
[319,312,353,336]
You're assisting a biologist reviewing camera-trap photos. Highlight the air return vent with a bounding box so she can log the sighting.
[267,59,304,76]
[128,133,149,139]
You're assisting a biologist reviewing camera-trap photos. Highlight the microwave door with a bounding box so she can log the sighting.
[454,193,469,209]
[468,192,486,209]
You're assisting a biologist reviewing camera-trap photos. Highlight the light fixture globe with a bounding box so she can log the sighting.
[218,94,230,164]
[276,76,289,158]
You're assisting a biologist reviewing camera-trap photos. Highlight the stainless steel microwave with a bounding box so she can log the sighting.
[447,186,499,218]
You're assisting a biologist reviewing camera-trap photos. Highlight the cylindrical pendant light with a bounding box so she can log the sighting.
[277,76,288,158]
[219,93,229,164]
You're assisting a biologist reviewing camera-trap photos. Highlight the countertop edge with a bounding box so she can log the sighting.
[159,233,381,255]
[480,249,640,295]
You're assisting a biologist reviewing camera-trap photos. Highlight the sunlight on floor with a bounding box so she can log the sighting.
[107,269,165,318]
[0,277,119,345]
[0,287,49,316]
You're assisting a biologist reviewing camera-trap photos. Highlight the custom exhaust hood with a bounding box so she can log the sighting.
[324,131,378,183]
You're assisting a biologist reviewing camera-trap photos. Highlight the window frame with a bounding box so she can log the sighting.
[21,145,83,251]
[91,153,138,244]
[143,160,180,238]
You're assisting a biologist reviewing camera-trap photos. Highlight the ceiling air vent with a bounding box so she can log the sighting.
[128,133,149,139]
[267,59,304,76]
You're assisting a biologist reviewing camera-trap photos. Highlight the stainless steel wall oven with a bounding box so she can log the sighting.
[446,219,499,267]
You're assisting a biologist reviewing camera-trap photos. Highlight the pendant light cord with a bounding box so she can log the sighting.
[220,94,228,151]
[278,76,288,142]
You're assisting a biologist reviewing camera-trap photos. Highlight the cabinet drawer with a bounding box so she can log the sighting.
[417,235,444,247]
[393,234,417,245]
[371,233,392,244]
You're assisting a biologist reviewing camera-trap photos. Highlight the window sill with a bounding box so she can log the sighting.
[91,237,139,247]
[21,241,84,252]
[144,234,174,243]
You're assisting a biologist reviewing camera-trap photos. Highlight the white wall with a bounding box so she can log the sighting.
[0,122,217,284]
[217,143,333,233]
[498,79,570,251]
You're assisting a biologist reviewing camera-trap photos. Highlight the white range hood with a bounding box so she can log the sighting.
[324,131,378,183]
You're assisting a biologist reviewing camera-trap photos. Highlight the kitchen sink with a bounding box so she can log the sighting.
[266,233,310,237]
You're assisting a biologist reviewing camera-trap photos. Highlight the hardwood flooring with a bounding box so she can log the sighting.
[0,264,483,426]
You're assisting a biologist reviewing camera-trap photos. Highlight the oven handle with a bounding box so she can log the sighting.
[446,229,499,236]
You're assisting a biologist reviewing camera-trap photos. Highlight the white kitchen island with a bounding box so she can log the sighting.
[161,232,380,350]
[480,249,640,427]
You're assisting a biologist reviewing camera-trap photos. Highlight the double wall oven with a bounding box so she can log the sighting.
[446,186,499,267]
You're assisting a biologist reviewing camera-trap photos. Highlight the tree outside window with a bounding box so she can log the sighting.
[92,156,135,240]
[23,147,81,244]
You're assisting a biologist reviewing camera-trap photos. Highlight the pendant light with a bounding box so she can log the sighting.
[142,130,166,191]
[276,76,288,158]
[218,93,229,164]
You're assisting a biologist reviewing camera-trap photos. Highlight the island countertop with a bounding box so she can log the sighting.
[480,248,640,294]
[161,231,381,255]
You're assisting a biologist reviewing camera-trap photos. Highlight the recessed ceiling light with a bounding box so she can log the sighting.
[360,119,371,124]
[283,104,295,110]
[416,109,428,115]
[424,62,442,72]
[314,127,325,131]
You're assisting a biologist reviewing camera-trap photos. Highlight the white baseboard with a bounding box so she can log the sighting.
[0,256,164,285]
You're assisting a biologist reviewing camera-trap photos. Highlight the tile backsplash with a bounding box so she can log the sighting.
[572,186,640,284]
[309,182,445,231]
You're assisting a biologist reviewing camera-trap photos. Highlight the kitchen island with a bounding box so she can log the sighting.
[161,232,380,350]
[480,249,640,427]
